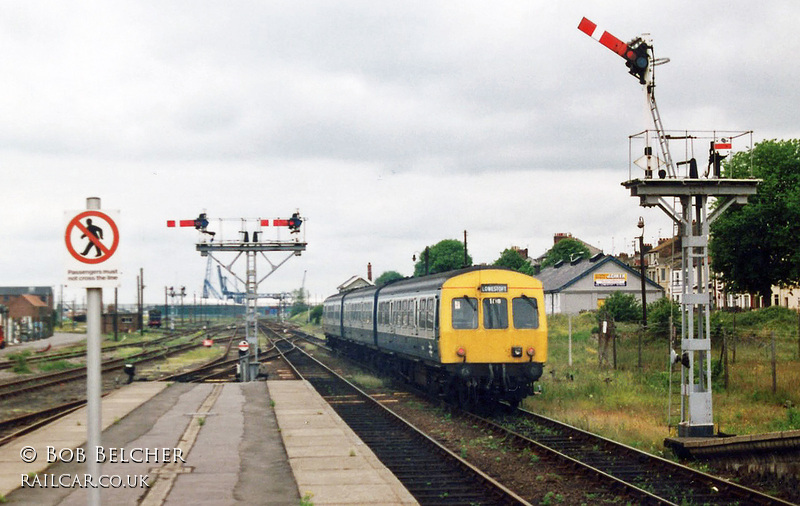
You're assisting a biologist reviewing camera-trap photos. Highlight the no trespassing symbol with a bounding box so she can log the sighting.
[65,210,119,264]
[65,209,120,288]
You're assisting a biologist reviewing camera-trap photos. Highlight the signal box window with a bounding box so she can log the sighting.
[483,297,508,329]
[452,297,478,329]
[512,297,539,329]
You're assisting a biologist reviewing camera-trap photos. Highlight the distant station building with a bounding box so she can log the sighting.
[0,286,54,340]
[337,276,373,293]
[536,254,664,315]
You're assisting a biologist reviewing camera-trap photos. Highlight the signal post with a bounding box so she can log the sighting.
[580,18,760,437]
[169,212,306,381]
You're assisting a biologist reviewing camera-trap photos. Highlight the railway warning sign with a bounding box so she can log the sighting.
[65,209,121,288]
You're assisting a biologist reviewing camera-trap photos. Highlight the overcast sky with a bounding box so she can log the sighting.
[2,1,798,307]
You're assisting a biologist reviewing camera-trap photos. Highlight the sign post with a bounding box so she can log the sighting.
[65,198,120,506]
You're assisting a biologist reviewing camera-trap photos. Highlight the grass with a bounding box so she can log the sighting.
[347,372,385,390]
[38,359,80,373]
[9,351,32,374]
[529,309,800,455]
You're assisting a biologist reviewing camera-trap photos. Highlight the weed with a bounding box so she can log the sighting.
[541,491,564,505]
[348,373,384,389]
[300,492,314,506]
[11,353,32,374]
[198,417,206,426]
[460,446,467,459]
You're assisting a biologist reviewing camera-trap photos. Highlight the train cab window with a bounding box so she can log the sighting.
[483,297,508,329]
[513,296,539,329]
[452,297,478,329]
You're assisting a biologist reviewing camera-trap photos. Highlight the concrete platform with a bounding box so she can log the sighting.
[269,380,417,506]
[0,380,417,505]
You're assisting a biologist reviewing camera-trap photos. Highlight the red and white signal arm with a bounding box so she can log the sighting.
[238,340,250,353]
[714,139,732,156]
[64,209,121,288]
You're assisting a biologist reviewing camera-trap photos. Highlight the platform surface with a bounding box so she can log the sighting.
[269,380,417,505]
[1,379,417,505]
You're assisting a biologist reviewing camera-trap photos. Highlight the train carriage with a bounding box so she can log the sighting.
[323,266,547,407]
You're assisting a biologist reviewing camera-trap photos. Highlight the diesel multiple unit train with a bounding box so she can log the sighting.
[323,267,547,407]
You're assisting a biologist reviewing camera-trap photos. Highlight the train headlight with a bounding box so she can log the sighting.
[456,347,467,358]
[526,347,535,358]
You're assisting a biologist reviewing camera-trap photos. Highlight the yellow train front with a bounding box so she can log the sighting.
[323,266,547,407]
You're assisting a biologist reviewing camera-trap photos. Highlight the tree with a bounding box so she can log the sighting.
[413,239,472,276]
[541,238,590,268]
[375,270,404,286]
[493,248,535,276]
[710,139,800,305]
[290,287,308,317]
[601,292,641,323]
[309,305,323,324]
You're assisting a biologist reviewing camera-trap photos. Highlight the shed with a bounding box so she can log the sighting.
[536,254,664,315]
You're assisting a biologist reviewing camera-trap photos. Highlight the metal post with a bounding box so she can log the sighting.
[139,267,144,336]
[246,251,259,380]
[113,287,118,341]
[623,170,758,438]
[85,197,102,506]
[568,314,573,367]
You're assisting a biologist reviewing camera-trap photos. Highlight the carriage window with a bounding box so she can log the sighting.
[513,296,539,329]
[419,299,427,329]
[452,297,478,329]
[427,297,436,329]
[483,298,508,329]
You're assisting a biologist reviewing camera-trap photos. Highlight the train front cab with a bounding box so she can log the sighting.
[438,269,547,405]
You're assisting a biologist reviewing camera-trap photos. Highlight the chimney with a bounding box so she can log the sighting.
[367,262,372,281]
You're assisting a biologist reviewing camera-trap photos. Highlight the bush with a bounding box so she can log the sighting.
[734,305,797,328]
[601,292,642,323]
[647,297,681,339]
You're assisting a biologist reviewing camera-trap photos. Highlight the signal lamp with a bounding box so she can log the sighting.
[624,38,651,84]
[456,347,466,358]
[288,212,302,233]
[526,347,535,358]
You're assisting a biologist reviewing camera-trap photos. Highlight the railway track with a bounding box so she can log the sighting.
[0,328,198,372]
[0,326,237,401]
[269,333,529,505]
[479,408,793,506]
[0,326,240,445]
[284,324,794,505]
